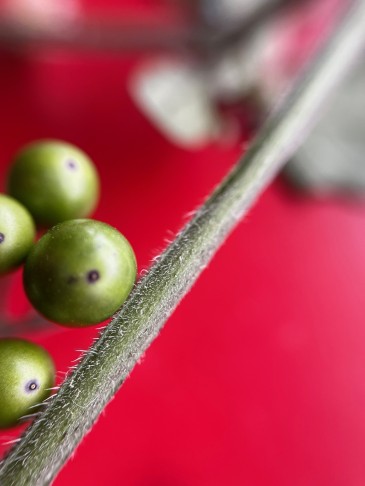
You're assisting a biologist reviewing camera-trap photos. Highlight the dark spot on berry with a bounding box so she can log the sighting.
[25,380,39,393]
[87,270,100,283]
[67,275,78,284]
[0,233,5,244]
[66,159,77,170]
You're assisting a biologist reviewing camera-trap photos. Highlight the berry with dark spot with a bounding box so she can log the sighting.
[24,219,137,326]
[0,194,36,274]
[26,380,39,392]
[0,338,55,429]
[87,270,100,283]
[7,140,100,227]
[67,159,77,170]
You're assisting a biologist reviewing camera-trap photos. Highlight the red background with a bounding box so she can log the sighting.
[1,1,365,485]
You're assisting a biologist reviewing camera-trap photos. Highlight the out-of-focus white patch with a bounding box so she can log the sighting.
[209,25,272,102]
[258,0,343,106]
[258,20,293,106]
[285,60,365,195]
[3,0,79,31]
[130,59,222,149]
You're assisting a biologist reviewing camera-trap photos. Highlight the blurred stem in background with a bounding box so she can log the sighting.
[0,0,307,54]
[0,1,364,484]
[0,274,51,338]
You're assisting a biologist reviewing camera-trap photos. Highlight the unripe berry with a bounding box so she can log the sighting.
[24,219,137,326]
[7,140,99,227]
[0,338,55,429]
[0,193,35,274]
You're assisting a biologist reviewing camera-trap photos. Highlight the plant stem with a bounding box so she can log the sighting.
[1,2,365,484]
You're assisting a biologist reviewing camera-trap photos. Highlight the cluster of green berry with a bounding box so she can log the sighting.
[0,140,137,429]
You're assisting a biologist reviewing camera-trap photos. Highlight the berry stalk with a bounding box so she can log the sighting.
[1,1,365,484]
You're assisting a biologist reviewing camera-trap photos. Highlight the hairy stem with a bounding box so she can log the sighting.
[1,2,365,484]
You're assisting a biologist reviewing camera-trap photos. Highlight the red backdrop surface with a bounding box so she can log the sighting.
[1,2,365,485]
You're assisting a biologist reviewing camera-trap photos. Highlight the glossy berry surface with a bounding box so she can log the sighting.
[0,338,55,429]
[7,140,100,227]
[0,193,36,274]
[24,219,137,326]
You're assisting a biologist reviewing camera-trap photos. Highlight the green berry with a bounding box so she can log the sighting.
[7,140,100,227]
[0,194,35,274]
[0,338,55,429]
[24,219,137,327]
